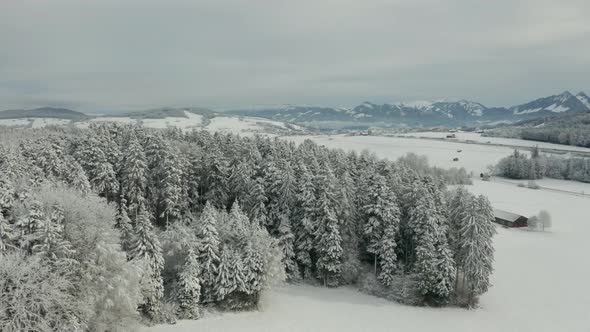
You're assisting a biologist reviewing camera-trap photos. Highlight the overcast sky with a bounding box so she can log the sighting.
[1,0,589,111]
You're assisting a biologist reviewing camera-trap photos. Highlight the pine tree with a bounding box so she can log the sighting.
[116,198,134,254]
[228,200,249,238]
[294,164,316,278]
[277,215,299,280]
[14,200,45,252]
[0,172,15,213]
[378,220,399,287]
[177,248,201,319]
[160,145,183,225]
[92,152,120,202]
[363,174,400,276]
[215,247,247,301]
[121,134,148,215]
[65,157,91,195]
[244,177,268,226]
[457,195,496,306]
[128,206,164,319]
[186,147,201,210]
[197,201,220,303]
[202,149,229,208]
[31,204,75,263]
[0,212,14,251]
[315,193,343,286]
[409,187,456,303]
[448,186,470,256]
[242,243,264,295]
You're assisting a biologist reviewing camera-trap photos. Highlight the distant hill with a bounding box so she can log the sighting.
[117,107,213,119]
[0,107,89,120]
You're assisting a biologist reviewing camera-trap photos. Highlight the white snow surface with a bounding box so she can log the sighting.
[0,118,72,128]
[31,118,72,128]
[513,107,543,115]
[146,134,590,332]
[400,131,590,153]
[546,103,569,113]
[142,111,204,129]
[576,94,590,109]
[287,134,513,175]
[0,118,31,127]
[74,113,293,135]
[205,116,289,136]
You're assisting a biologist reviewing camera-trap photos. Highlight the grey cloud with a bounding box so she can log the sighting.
[0,0,588,110]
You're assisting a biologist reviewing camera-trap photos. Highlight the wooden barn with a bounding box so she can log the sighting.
[493,209,528,228]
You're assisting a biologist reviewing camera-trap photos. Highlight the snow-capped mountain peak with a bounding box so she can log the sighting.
[576,92,590,109]
[510,91,587,115]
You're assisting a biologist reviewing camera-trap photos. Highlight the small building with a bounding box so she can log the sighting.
[493,209,528,228]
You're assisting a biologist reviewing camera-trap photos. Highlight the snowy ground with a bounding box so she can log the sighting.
[146,135,590,332]
[0,118,72,128]
[30,118,72,128]
[400,131,590,154]
[17,113,296,135]
[204,116,291,136]
[0,118,32,127]
[287,134,511,175]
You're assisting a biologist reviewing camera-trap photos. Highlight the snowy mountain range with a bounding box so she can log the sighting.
[229,91,590,128]
[2,91,589,129]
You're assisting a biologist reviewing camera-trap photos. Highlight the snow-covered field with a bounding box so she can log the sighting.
[0,118,32,127]
[142,111,204,130]
[145,134,590,332]
[287,135,511,175]
[205,116,290,136]
[30,118,72,128]
[0,118,72,128]
[1,113,298,136]
[400,131,590,153]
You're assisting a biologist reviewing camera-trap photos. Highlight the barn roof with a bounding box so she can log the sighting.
[494,209,525,222]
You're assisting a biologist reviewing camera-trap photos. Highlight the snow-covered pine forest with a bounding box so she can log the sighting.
[0,124,495,331]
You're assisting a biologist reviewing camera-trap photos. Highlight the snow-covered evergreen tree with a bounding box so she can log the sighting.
[116,198,134,254]
[31,204,75,263]
[294,164,316,279]
[197,201,220,303]
[0,171,15,213]
[215,247,247,301]
[14,200,45,252]
[121,134,148,216]
[0,211,14,251]
[244,177,268,226]
[242,243,264,295]
[277,215,299,280]
[128,205,164,320]
[160,144,183,225]
[456,195,496,306]
[408,185,456,303]
[92,151,120,202]
[315,192,343,286]
[64,156,91,195]
[177,248,201,319]
[363,174,400,277]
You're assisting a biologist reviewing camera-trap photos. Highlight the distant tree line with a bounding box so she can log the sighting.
[495,147,590,183]
[485,113,590,148]
[0,124,493,331]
